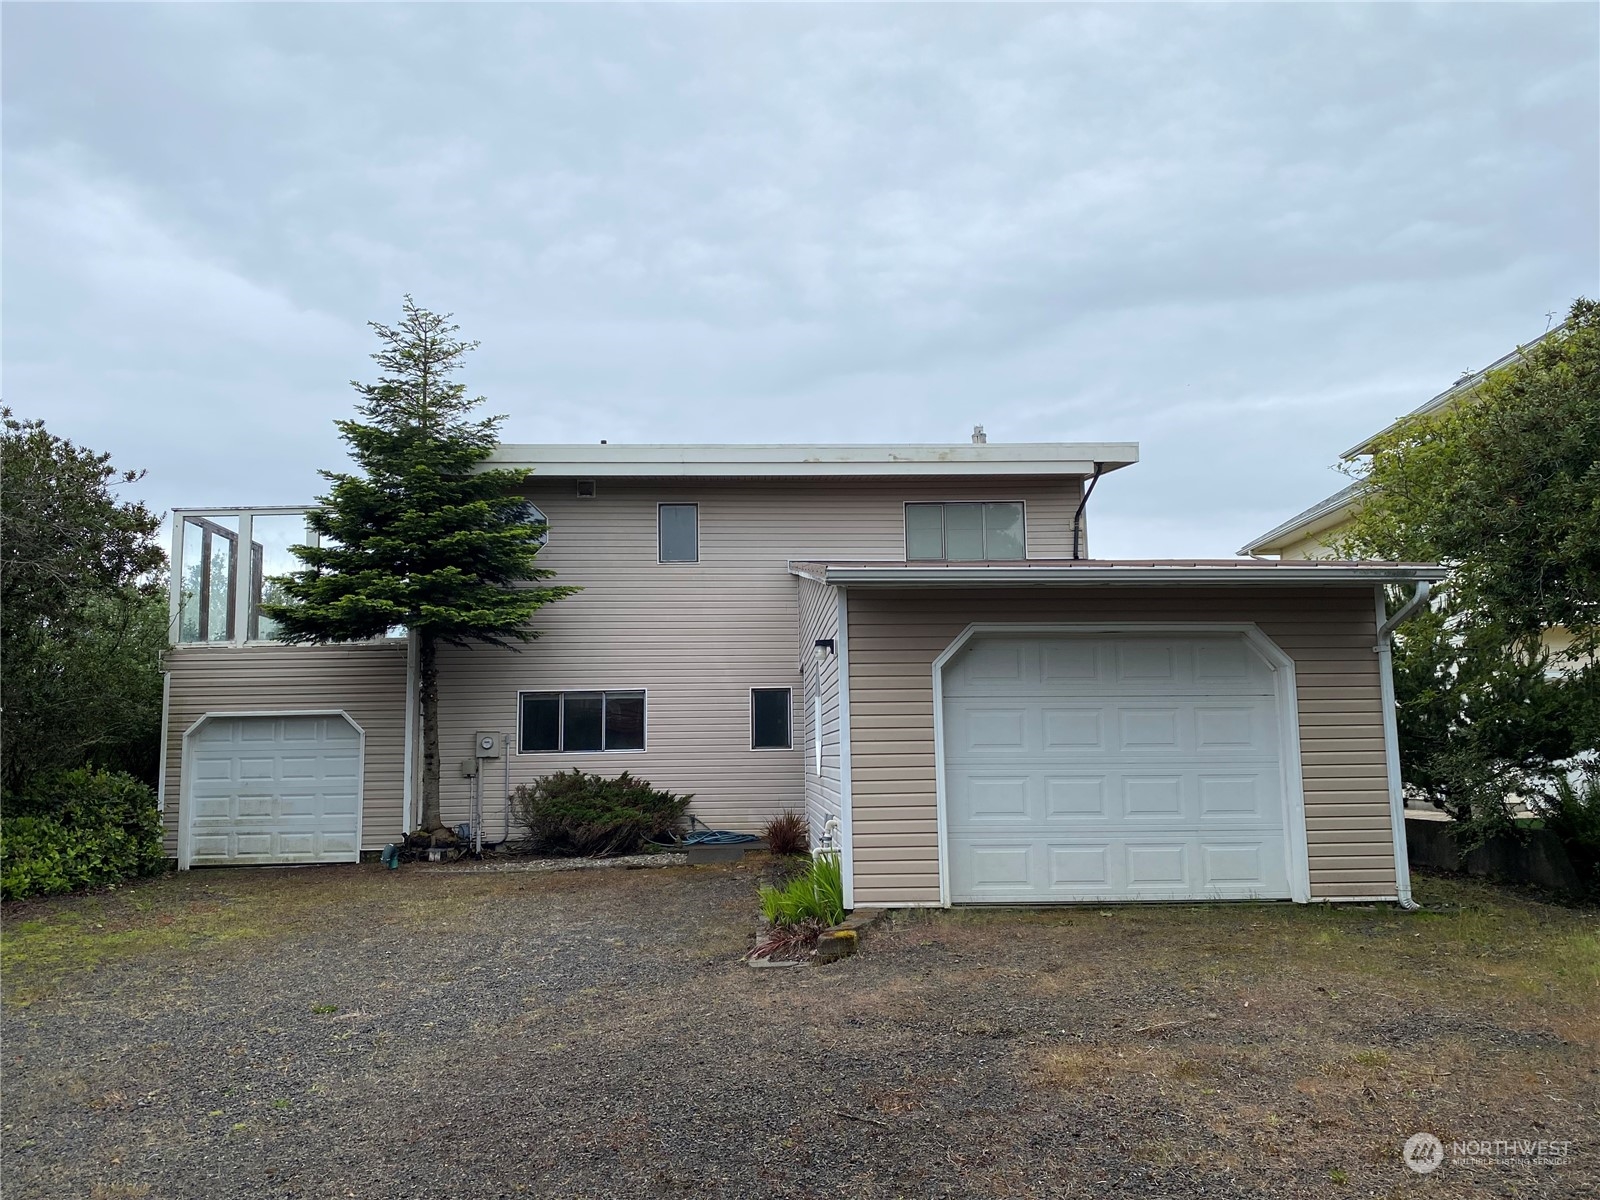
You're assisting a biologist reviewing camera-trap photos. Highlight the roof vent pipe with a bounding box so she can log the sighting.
[971,425,986,444]
[1071,462,1105,560]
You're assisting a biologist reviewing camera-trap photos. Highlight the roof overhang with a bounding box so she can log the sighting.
[789,559,1446,587]
[487,442,1140,480]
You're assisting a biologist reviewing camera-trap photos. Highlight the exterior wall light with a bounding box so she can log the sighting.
[813,638,836,664]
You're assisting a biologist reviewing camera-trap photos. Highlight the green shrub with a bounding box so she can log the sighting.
[1544,765,1600,900]
[510,769,691,857]
[1,768,165,900]
[759,852,845,927]
[762,810,809,856]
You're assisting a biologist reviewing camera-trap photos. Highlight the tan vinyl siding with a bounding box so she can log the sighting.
[844,587,1397,907]
[160,642,408,856]
[434,478,1084,836]
[797,576,843,847]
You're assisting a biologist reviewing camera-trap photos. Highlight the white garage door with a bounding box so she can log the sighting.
[943,634,1292,903]
[185,714,363,867]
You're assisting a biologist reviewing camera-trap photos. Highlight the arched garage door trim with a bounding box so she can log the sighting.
[931,623,1310,906]
[178,709,367,870]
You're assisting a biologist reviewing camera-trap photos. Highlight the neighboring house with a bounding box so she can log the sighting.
[1240,326,1577,674]
[160,440,1441,910]
[1240,328,1564,561]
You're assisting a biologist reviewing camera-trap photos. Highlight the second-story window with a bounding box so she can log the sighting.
[658,503,699,563]
[905,501,1025,561]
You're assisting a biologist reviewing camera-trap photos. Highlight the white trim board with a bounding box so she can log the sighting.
[1374,586,1416,908]
[928,622,1313,908]
[177,709,367,871]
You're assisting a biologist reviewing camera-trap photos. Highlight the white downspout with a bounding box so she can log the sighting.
[402,630,419,834]
[1375,581,1431,910]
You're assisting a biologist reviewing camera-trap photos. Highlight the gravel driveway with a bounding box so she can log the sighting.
[3,859,1596,1199]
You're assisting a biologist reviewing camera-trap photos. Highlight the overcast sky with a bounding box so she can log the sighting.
[4,3,1596,557]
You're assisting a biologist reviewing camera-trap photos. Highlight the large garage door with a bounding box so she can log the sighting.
[185,714,363,867]
[943,634,1291,903]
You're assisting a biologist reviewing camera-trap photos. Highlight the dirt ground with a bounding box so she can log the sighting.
[2,858,1596,1199]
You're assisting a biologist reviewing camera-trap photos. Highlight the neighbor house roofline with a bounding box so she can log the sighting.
[486,442,1140,479]
[788,558,1446,587]
[1339,323,1565,459]
[1237,480,1370,557]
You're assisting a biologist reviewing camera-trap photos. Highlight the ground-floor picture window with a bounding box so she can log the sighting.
[518,690,646,753]
[750,687,792,750]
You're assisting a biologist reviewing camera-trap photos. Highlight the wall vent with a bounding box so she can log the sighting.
[575,479,597,499]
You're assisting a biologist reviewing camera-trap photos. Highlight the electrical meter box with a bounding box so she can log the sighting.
[473,732,502,759]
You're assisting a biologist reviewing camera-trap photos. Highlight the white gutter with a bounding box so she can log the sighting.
[1373,581,1433,911]
[799,565,1447,587]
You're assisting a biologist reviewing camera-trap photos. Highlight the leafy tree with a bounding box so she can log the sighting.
[1345,298,1599,654]
[263,299,576,832]
[1339,299,1599,838]
[0,410,167,792]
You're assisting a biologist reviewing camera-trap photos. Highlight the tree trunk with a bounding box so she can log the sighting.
[419,632,443,831]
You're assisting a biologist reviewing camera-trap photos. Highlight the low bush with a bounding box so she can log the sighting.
[758,851,845,927]
[510,769,692,857]
[762,810,809,857]
[1,768,165,900]
[1544,765,1600,900]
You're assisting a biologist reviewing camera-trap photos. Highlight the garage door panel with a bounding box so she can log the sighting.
[944,633,1294,904]
[1046,777,1106,817]
[1123,775,1184,819]
[1048,843,1111,887]
[1043,708,1103,749]
[184,714,363,867]
[1118,708,1180,750]
[1126,843,1189,887]
[966,776,1032,821]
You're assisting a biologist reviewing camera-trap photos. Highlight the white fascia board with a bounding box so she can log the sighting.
[486,442,1140,479]
[807,565,1448,586]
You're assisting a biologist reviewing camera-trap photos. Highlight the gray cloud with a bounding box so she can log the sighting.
[4,2,1595,554]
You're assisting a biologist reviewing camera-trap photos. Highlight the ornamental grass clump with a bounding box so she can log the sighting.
[762,810,810,857]
[758,852,845,927]
[511,769,691,857]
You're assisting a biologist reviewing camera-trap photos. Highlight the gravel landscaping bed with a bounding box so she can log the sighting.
[3,860,1595,1199]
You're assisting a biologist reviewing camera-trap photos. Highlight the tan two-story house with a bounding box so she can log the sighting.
[161,441,1441,910]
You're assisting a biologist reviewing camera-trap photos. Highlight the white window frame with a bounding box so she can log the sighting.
[657,502,700,564]
[515,688,649,755]
[903,500,1028,562]
[749,686,794,752]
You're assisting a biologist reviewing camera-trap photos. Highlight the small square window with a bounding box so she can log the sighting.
[659,503,699,563]
[751,688,792,750]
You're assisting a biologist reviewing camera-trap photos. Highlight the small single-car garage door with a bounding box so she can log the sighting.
[943,633,1293,903]
[184,714,363,867]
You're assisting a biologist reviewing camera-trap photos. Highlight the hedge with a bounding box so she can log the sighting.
[1,769,165,900]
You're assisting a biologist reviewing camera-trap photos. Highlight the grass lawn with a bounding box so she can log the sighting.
[2,860,1596,1198]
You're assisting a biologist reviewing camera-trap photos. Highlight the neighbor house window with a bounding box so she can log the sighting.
[905,501,1025,561]
[751,688,792,750]
[658,503,699,563]
[518,690,646,753]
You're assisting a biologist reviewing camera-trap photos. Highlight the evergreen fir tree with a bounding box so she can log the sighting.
[265,298,576,831]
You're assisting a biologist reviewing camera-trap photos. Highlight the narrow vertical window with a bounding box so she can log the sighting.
[751,688,793,750]
[813,695,823,774]
[658,503,699,563]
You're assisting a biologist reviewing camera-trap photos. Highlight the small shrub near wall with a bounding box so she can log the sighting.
[762,810,809,856]
[1,769,166,900]
[511,769,692,857]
